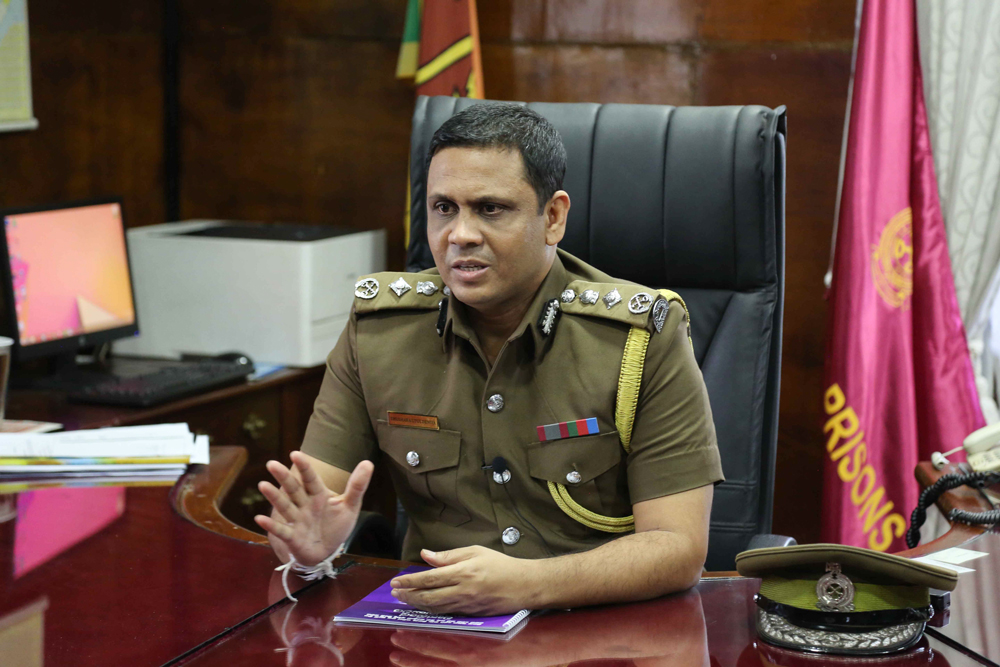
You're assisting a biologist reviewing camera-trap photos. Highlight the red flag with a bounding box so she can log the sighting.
[399,0,484,250]
[822,0,984,552]
[414,0,484,99]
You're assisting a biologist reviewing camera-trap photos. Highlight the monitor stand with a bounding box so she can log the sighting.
[12,349,119,392]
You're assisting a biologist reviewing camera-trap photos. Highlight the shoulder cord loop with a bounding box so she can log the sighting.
[547,289,690,533]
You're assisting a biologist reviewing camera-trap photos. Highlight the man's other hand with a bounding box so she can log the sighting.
[255,452,373,566]
[389,546,538,616]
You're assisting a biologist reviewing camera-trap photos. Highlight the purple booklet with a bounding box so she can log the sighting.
[334,566,530,634]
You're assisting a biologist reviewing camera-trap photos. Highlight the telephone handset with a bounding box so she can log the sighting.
[962,422,1000,473]
[930,421,1000,472]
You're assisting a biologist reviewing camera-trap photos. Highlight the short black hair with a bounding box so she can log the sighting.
[427,103,567,213]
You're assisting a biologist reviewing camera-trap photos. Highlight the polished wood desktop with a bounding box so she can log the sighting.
[0,460,303,665]
[0,449,996,666]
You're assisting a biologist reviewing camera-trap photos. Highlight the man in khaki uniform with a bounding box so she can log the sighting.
[256,103,723,615]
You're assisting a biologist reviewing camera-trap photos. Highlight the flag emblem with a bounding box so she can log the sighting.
[870,207,914,310]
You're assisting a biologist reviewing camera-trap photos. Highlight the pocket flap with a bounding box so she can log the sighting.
[527,431,622,484]
[376,421,461,472]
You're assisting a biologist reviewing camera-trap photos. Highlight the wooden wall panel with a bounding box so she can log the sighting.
[479,0,700,44]
[483,45,695,104]
[701,48,851,542]
[700,0,856,43]
[0,0,163,227]
[177,31,414,268]
[31,6,160,34]
[181,0,404,39]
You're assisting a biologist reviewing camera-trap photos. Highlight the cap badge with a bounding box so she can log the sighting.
[389,277,412,297]
[354,278,379,299]
[652,297,669,333]
[580,289,599,305]
[816,562,856,612]
[603,288,622,310]
[416,281,439,296]
[560,288,577,303]
[628,292,654,314]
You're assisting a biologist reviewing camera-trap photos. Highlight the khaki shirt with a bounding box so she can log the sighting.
[302,249,723,562]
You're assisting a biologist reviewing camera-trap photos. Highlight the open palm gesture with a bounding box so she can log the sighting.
[255,452,373,566]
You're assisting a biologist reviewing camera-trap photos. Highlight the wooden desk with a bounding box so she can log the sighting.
[1,450,995,666]
[169,559,999,667]
[170,456,1000,666]
[0,467,300,665]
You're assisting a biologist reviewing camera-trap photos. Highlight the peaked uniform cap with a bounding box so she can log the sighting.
[735,543,957,656]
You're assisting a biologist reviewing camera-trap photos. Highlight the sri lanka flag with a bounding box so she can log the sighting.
[396,0,484,99]
[822,0,984,552]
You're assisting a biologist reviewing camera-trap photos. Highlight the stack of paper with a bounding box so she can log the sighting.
[0,423,209,492]
[912,547,988,575]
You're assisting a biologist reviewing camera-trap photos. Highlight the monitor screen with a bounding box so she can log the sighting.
[0,200,138,357]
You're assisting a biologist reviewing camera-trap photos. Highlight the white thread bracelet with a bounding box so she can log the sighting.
[275,543,346,601]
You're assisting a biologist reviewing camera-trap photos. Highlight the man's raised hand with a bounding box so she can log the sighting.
[254,452,373,565]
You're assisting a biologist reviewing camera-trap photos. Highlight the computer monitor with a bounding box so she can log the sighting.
[0,198,139,362]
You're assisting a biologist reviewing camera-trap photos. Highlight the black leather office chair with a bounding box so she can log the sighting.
[398,96,789,571]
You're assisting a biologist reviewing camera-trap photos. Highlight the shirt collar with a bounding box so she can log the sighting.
[441,253,569,359]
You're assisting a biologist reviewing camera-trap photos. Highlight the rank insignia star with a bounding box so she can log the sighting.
[560,288,577,303]
[580,289,600,305]
[603,288,622,310]
[389,277,412,297]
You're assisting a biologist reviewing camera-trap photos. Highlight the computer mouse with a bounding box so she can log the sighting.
[214,351,254,367]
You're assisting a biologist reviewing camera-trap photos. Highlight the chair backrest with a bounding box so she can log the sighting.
[406,96,786,571]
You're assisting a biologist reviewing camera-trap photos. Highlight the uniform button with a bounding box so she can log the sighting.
[487,394,505,413]
[566,470,582,484]
[493,469,511,485]
[406,451,420,467]
[502,527,520,545]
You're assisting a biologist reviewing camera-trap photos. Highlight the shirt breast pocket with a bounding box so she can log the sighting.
[375,421,470,526]
[526,430,626,518]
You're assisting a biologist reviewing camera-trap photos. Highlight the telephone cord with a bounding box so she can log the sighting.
[906,471,1000,548]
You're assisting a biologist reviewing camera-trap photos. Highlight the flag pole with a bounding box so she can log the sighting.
[825,0,866,291]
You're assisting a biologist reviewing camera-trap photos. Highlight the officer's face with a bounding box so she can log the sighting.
[426,147,567,315]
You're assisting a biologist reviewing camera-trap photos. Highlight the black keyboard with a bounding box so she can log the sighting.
[68,362,255,407]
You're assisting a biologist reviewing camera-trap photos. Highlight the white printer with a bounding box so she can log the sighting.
[115,220,386,366]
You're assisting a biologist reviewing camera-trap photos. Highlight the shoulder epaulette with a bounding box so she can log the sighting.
[353,272,446,314]
[560,280,688,334]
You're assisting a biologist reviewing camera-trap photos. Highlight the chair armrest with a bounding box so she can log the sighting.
[746,534,797,550]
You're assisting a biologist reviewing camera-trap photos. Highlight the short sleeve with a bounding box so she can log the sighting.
[300,308,378,471]
[625,304,724,503]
